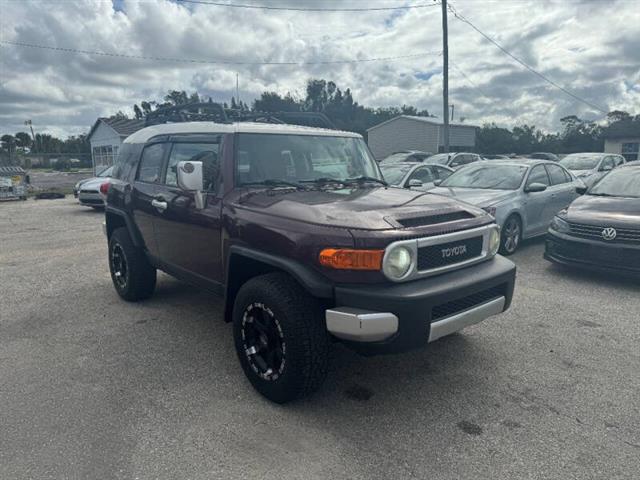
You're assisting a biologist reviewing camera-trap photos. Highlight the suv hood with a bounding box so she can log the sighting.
[565,194,640,228]
[429,187,516,207]
[233,186,487,230]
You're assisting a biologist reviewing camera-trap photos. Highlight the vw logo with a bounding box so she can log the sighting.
[602,227,617,241]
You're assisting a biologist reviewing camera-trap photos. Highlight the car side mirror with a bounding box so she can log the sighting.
[433,179,443,187]
[525,182,547,193]
[576,185,587,195]
[177,160,205,209]
[407,179,423,188]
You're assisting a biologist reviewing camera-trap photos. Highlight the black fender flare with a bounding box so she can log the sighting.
[105,206,144,248]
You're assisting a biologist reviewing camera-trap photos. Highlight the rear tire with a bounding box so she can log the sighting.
[232,272,330,403]
[108,227,156,301]
[500,214,522,255]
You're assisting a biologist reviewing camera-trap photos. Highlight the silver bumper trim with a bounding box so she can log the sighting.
[428,296,505,342]
[102,220,107,237]
[326,307,398,342]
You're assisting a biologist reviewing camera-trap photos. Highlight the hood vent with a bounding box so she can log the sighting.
[397,211,474,228]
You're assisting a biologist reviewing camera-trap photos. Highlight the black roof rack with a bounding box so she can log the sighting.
[145,102,337,130]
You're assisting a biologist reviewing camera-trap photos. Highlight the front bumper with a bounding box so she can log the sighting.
[545,230,640,275]
[326,255,516,355]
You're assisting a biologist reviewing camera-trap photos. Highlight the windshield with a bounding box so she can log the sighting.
[427,153,450,165]
[379,164,413,185]
[97,166,114,177]
[380,153,409,164]
[235,133,381,186]
[560,155,601,170]
[589,168,640,198]
[440,164,528,190]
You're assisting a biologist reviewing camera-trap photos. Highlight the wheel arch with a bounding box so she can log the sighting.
[223,246,333,323]
[105,207,143,247]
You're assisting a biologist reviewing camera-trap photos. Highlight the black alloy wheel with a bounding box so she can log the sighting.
[110,243,128,290]
[241,303,286,381]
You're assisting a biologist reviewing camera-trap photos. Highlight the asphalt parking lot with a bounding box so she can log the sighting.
[1,198,639,480]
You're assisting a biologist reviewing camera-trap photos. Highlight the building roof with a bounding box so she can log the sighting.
[87,117,146,141]
[366,115,479,132]
[603,120,640,139]
[124,121,361,144]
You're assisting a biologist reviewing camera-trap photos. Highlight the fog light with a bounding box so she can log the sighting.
[383,245,413,280]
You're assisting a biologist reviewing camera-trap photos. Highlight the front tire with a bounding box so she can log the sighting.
[108,227,156,301]
[500,214,522,255]
[232,273,330,403]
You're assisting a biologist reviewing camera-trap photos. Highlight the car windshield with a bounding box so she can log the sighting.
[97,166,114,177]
[235,133,382,186]
[589,168,640,198]
[380,153,410,164]
[560,155,601,170]
[427,153,450,165]
[440,164,528,190]
[380,164,413,185]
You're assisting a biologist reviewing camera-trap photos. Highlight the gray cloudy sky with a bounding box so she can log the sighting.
[1,0,639,138]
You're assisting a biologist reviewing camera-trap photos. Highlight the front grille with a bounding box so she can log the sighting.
[431,284,506,321]
[417,236,483,270]
[568,222,640,244]
[553,239,640,269]
[397,211,473,228]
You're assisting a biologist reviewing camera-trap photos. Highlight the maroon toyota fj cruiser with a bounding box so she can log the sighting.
[104,115,516,403]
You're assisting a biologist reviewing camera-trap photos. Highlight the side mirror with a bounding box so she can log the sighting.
[177,160,205,209]
[576,185,587,195]
[525,182,547,193]
[407,179,423,188]
[433,179,443,187]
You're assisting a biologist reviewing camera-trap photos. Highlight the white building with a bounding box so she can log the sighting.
[87,118,144,173]
[603,121,640,162]
[366,115,478,161]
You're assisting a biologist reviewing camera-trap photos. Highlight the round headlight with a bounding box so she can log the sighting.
[489,227,500,256]
[383,245,413,280]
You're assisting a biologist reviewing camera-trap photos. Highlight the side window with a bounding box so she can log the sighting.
[545,164,569,185]
[561,167,573,183]
[137,143,166,183]
[450,155,464,168]
[165,142,221,191]
[432,166,453,180]
[614,155,625,166]
[526,165,550,187]
[408,167,435,184]
[600,157,615,171]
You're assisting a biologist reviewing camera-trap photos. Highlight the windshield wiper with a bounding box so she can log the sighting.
[343,176,388,187]
[300,177,343,184]
[242,179,307,189]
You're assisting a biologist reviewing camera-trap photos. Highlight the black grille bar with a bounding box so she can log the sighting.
[431,284,506,321]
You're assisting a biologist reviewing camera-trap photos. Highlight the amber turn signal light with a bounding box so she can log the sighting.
[319,248,384,270]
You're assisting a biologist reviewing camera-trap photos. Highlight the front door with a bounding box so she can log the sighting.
[152,136,224,288]
[522,164,553,236]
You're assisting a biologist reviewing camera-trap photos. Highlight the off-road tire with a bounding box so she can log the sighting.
[500,214,522,255]
[232,272,330,403]
[108,227,156,301]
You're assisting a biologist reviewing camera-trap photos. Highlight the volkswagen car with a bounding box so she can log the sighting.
[380,162,453,191]
[430,159,581,254]
[545,163,640,275]
[559,152,625,187]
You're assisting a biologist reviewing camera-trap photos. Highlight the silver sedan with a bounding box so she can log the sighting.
[380,162,454,191]
[429,159,582,254]
[74,165,113,209]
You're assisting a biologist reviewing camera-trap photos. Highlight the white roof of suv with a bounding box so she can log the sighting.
[124,121,361,144]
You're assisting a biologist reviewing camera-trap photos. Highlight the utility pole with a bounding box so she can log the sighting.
[441,0,450,154]
[25,120,36,152]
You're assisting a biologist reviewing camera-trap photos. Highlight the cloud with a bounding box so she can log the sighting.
[0,0,639,138]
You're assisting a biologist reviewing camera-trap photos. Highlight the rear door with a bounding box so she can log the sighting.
[544,163,576,221]
[152,135,225,287]
[132,142,168,258]
[523,164,553,235]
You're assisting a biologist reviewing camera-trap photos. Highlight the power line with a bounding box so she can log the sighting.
[0,40,440,66]
[447,2,607,113]
[177,0,440,12]
[450,61,490,98]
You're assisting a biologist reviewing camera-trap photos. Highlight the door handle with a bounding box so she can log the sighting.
[151,199,168,212]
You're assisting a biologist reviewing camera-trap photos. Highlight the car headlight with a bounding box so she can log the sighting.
[550,216,570,234]
[482,206,497,217]
[383,245,414,280]
[488,226,501,256]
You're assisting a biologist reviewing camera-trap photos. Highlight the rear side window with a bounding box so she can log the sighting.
[545,164,570,185]
[408,166,435,184]
[137,143,166,183]
[165,142,221,191]
[526,165,550,187]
